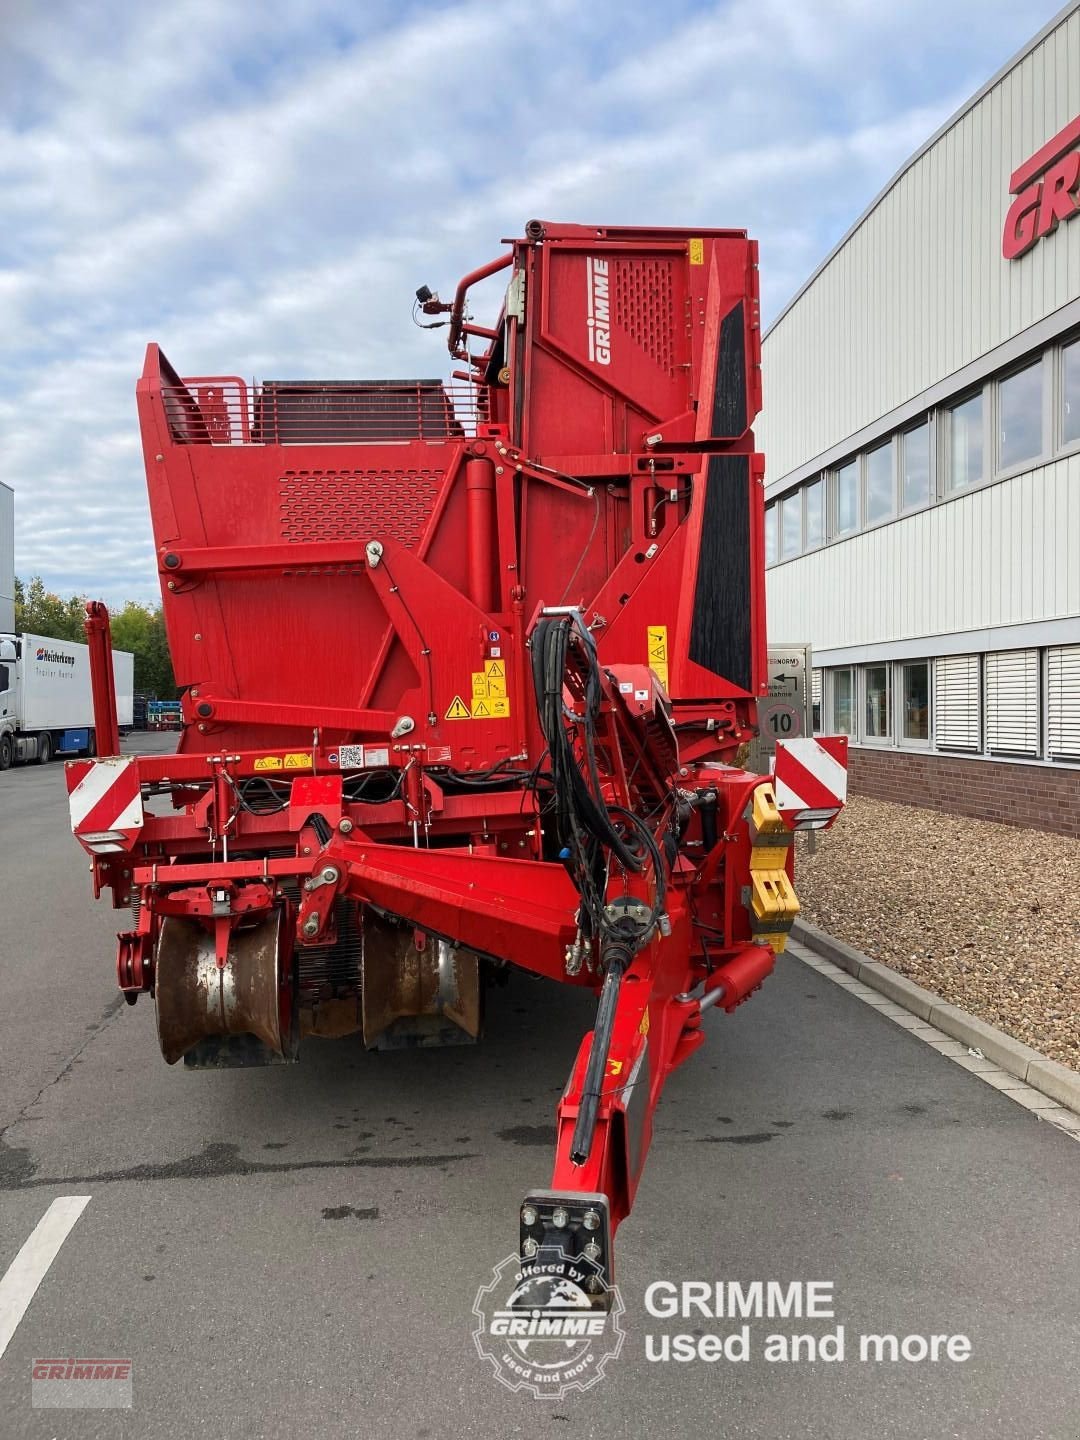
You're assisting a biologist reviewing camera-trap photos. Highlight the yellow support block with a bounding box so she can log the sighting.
[749,782,789,841]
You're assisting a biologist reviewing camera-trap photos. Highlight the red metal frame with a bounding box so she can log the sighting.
[69,222,843,1282]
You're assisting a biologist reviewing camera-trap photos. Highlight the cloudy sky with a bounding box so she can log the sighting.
[0,0,1064,604]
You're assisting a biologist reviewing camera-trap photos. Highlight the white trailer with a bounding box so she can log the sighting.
[0,632,134,768]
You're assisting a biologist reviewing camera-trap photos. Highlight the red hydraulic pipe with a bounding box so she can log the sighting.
[465,456,497,613]
[83,601,121,758]
[447,252,513,358]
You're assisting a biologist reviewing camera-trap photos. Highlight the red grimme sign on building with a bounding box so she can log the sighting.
[1003,113,1080,259]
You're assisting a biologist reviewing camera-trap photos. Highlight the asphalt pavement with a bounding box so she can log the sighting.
[0,735,1077,1439]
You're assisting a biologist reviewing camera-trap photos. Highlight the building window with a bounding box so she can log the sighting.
[831,668,854,736]
[764,503,777,565]
[1063,339,1080,448]
[998,360,1043,471]
[947,392,983,492]
[1046,646,1080,761]
[865,440,894,525]
[985,649,1039,757]
[805,477,824,550]
[900,661,930,744]
[901,422,930,510]
[811,669,822,733]
[834,460,858,535]
[934,655,981,752]
[864,664,890,738]
[781,493,801,558]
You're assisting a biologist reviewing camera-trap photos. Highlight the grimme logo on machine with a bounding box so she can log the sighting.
[472,1250,624,1397]
[585,257,612,365]
[1002,113,1080,259]
[36,646,75,666]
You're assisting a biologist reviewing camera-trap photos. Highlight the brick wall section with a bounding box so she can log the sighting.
[846,746,1080,837]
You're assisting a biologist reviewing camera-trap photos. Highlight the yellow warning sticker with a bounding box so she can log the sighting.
[689,237,704,265]
[445,695,471,720]
[639,1007,650,1036]
[647,625,670,688]
[606,1058,624,1077]
[254,756,283,771]
[471,662,508,708]
[284,752,312,769]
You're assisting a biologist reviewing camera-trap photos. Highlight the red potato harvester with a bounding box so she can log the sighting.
[68,222,847,1292]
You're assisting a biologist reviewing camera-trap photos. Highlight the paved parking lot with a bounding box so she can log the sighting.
[0,737,1077,1439]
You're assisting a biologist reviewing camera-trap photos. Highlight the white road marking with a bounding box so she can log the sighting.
[0,1196,91,1361]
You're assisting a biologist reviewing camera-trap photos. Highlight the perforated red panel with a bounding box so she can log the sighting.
[278,469,444,548]
[613,259,675,374]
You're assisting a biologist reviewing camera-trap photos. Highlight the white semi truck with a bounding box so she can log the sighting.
[0,631,134,769]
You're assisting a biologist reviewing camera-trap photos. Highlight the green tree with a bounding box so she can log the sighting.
[109,600,176,698]
[14,576,86,642]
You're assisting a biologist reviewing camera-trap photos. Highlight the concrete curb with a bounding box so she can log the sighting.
[791,918,1080,1118]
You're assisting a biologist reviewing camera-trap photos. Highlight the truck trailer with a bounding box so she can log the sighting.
[67,222,847,1287]
[0,631,133,768]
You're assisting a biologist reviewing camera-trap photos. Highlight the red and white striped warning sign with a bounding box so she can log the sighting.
[66,757,144,853]
[772,736,848,830]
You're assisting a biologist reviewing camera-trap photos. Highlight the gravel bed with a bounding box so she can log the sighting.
[793,794,1080,1072]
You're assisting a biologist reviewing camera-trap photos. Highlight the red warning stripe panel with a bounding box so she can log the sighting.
[67,758,143,844]
[773,737,848,815]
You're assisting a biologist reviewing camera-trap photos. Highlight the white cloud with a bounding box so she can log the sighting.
[0,0,1062,602]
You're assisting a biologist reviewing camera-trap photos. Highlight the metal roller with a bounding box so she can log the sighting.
[155,908,294,1065]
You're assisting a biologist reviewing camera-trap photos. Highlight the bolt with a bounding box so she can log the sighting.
[522,1237,539,1259]
[321,866,339,884]
[302,914,321,937]
[339,818,353,834]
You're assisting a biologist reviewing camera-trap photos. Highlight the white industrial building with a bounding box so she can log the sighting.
[758,2,1080,835]
[0,481,14,635]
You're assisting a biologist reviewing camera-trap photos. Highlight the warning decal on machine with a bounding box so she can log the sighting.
[445,695,471,720]
[254,756,283,771]
[468,661,510,718]
[689,237,704,265]
[647,626,669,689]
[284,752,312,769]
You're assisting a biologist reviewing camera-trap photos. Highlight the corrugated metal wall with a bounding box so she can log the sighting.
[758,5,1080,482]
[766,452,1080,650]
[0,485,14,634]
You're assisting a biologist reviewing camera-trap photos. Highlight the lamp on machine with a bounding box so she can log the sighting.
[414,284,453,322]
